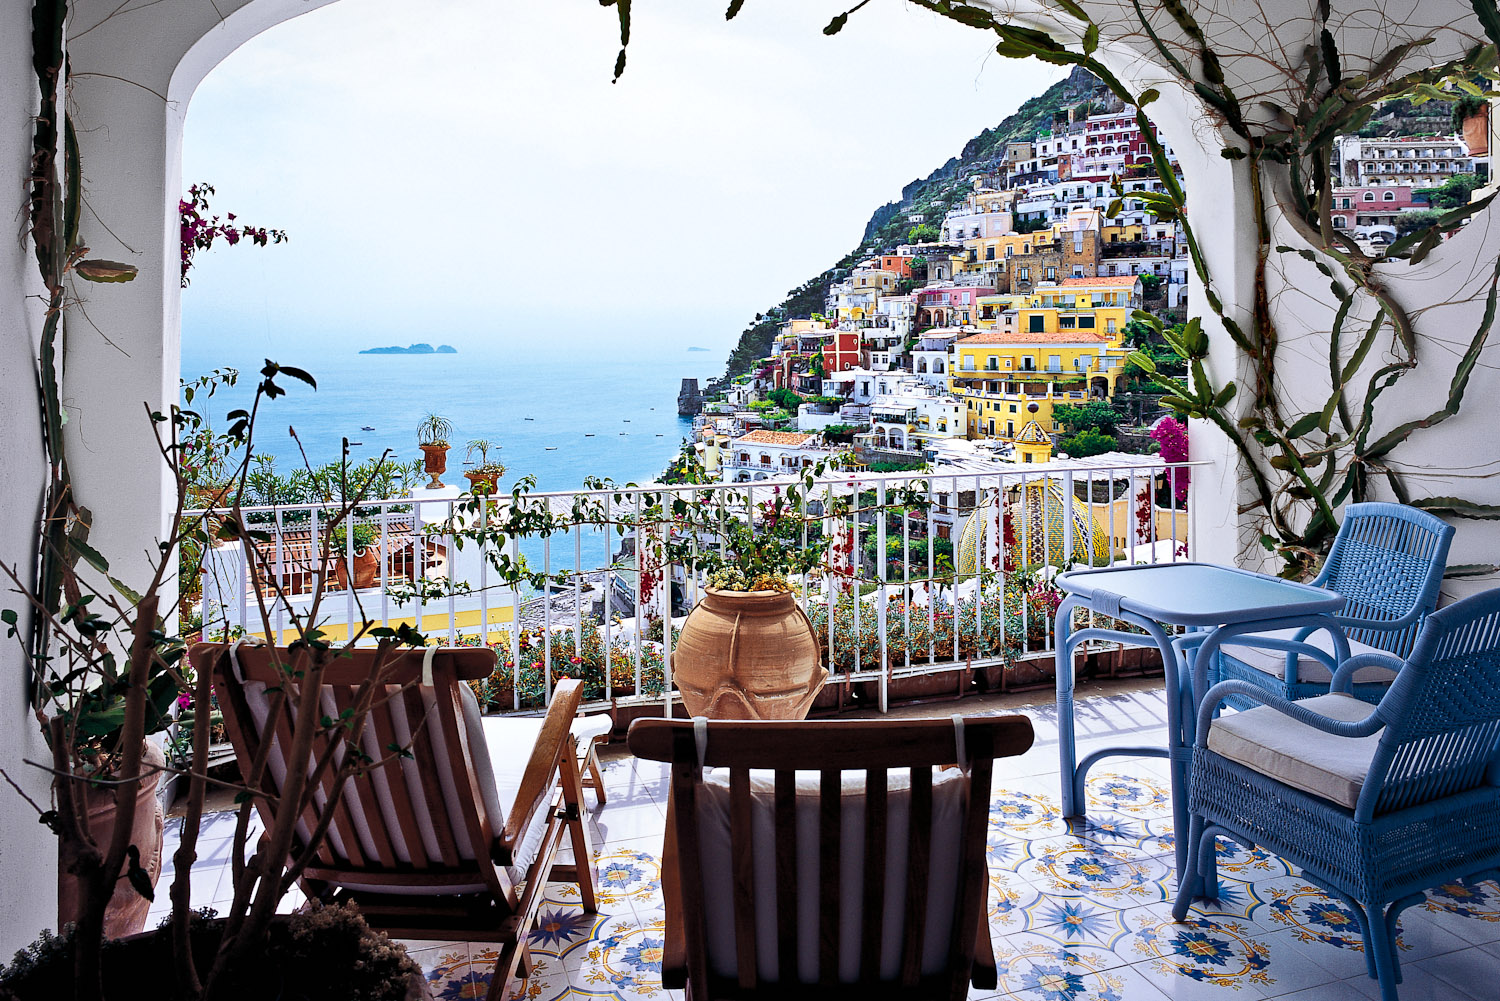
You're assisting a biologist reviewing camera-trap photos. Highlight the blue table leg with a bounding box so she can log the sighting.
[1056,596,1080,817]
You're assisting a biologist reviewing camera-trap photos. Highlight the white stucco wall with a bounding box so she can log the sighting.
[0,0,338,952]
[0,0,64,956]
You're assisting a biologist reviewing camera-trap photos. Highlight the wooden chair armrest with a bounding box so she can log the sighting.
[498,680,584,854]
[660,793,687,990]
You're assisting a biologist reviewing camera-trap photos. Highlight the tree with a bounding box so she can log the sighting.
[1138,273,1164,299]
[1053,400,1123,435]
[907,223,939,243]
[1395,209,1446,238]
[767,387,802,412]
[1059,429,1117,458]
[1415,173,1483,210]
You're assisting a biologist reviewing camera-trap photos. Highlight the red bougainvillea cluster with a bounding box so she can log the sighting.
[179,183,288,287]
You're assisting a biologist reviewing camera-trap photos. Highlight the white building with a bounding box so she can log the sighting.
[723,430,834,482]
[1337,134,1473,187]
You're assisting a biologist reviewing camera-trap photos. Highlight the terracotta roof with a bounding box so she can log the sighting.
[735,430,819,446]
[956,330,1113,345]
[1059,276,1141,287]
[1016,420,1051,444]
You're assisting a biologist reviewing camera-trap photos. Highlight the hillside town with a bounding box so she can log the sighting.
[681,94,1492,485]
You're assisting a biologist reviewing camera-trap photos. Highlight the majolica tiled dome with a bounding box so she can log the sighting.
[957,479,1111,574]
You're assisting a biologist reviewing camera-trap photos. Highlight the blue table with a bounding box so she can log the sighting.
[1053,562,1347,882]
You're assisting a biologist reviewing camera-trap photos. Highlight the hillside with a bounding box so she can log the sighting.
[719,66,1113,379]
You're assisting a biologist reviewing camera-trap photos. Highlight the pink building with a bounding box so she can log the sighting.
[915,285,995,328]
[1330,185,1418,235]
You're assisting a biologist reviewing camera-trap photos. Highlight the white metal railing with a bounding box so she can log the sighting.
[192,460,1200,717]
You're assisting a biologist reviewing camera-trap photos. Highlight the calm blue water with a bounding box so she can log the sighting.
[180,341,700,492]
[180,340,707,576]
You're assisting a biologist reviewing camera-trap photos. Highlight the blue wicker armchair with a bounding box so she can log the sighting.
[1212,503,1453,705]
[1173,587,1500,1001]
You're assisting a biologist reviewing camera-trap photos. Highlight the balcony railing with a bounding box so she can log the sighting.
[192,461,1197,716]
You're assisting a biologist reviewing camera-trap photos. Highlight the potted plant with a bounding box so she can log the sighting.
[462,439,506,495]
[0,362,434,1000]
[330,521,380,590]
[416,412,453,488]
[672,502,827,720]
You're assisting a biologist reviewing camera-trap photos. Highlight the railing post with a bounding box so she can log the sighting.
[1061,469,1076,571]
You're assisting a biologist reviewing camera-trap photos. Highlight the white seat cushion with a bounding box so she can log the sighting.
[694,767,967,984]
[1219,628,1400,685]
[1206,693,1380,809]
[477,715,553,883]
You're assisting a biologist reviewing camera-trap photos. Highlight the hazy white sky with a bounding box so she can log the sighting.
[181,0,1061,360]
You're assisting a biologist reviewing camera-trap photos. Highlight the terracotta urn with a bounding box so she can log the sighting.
[419,443,448,488]
[333,547,380,590]
[674,588,826,720]
[58,740,166,938]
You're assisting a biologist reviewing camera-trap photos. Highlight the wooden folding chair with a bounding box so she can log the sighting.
[199,642,598,1001]
[628,714,1034,1000]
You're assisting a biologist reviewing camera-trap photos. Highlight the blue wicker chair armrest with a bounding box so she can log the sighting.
[1196,679,1384,748]
[1332,606,1427,632]
[1329,651,1404,694]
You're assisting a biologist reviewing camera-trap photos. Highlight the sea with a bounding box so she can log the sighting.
[180,339,713,575]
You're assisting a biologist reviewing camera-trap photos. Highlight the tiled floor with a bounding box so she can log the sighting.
[153,687,1500,1000]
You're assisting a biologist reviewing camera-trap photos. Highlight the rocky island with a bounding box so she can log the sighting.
[359,343,457,355]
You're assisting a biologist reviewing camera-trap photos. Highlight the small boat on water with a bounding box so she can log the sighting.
[360,425,375,431]
[525,417,535,421]
[584,433,595,437]
[545,446,558,451]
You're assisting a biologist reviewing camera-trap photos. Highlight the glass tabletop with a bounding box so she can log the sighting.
[1056,562,1344,627]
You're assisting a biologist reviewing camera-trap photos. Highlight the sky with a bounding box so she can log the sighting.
[180,0,1062,362]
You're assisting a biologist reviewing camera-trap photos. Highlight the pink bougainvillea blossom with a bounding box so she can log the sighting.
[179,183,288,287]
[1150,417,1190,504]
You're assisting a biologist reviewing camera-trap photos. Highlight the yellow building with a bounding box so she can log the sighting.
[950,276,1139,442]
[1103,222,1147,244]
[1013,420,1053,464]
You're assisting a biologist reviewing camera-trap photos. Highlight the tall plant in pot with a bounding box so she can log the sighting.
[462,439,506,495]
[0,363,433,1001]
[673,496,828,720]
[416,412,452,488]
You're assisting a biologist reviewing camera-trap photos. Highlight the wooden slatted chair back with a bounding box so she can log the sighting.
[205,643,527,904]
[629,714,1034,1001]
[1363,588,1500,819]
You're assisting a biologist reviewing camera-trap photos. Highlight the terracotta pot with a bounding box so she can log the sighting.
[464,469,499,495]
[58,740,165,939]
[674,588,826,720]
[419,443,448,488]
[333,548,380,590]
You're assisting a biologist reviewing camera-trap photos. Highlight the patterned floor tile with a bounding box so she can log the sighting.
[991,944,1172,1001]
[1128,913,1276,992]
[1084,772,1174,818]
[568,910,671,999]
[1014,838,1173,906]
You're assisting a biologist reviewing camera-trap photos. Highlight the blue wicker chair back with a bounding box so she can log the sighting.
[1363,588,1500,819]
[1316,502,1455,658]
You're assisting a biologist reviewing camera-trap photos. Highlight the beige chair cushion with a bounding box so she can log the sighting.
[1206,693,1380,809]
[1220,628,1400,685]
[475,711,609,884]
[694,767,967,984]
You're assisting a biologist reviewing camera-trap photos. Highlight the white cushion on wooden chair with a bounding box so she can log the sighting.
[693,767,967,984]
[1220,629,1398,685]
[1206,693,1380,809]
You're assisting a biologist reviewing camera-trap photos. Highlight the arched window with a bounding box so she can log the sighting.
[1383,190,1396,201]
[759,453,772,466]
[1363,191,1375,201]
[935,360,945,373]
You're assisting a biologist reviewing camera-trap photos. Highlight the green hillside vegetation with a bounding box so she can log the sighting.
[721,67,1113,380]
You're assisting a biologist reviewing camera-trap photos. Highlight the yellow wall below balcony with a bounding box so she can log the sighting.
[249,604,515,646]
